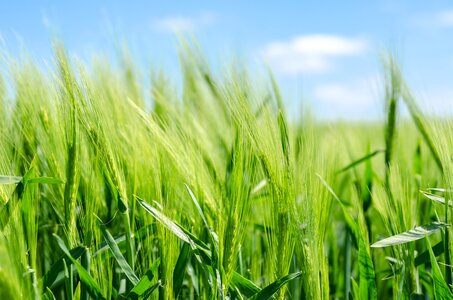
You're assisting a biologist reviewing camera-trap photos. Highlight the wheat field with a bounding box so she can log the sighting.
[0,43,451,299]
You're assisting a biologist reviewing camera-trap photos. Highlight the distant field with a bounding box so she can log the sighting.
[0,44,452,299]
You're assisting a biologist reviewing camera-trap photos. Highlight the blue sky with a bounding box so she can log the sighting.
[1,1,453,120]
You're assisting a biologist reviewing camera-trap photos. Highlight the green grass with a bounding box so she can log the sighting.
[0,42,452,299]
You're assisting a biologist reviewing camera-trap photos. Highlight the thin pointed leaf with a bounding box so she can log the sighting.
[250,271,302,300]
[426,237,453,299]
[173,242,191,297]
[337,149,384,174]
[54,235,106,300]
[350,277,360,300]
[184,185,220,253]
[127,259,160,300]
[101,226,139,286]
[94,234,126,258]
[277,110,290,161]
[42,246,86,289]
[136,196,212,257]
[318,174,376,298]
[0,175,22,184]
[317,174,359,244]
[93,224,156,258]
[184,184,218,244]
[358,236,377,300]
[251,179,268,195]
[184,184,223,298]
[137,197,192,244]
[133,282,160,300]
[427,188,453,193]
[63,259,74,300]
[415,241,444,267]
[80,248,90,300]
[43,287,57,300]
[421,191,452,207]
[231,272,261,298]
[371,222,449,248]
[28,177,64,185]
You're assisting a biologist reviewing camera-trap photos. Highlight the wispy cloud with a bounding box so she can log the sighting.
[152,11,216,33]
[262,35,367,74]
[411,10,453,28]
[314,82,374,107]
[312,75,380,119]
[313,78,453,119]
[437,10,453,26]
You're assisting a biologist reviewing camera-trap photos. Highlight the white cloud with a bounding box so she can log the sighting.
[312,76,381,119]
[437,10,453,26]
[152,12,216,33]
[312,79,453,119]
[411,10,453,28]
[314,84,372,107]
[262,35,367,74]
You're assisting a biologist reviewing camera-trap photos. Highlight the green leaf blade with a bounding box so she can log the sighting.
[0,175,22,185]
[100,226,139,286]
[127,259,160,300]
[28,177,65,185]
[371,222,449,248]
[426,237,453,300]
[54,235,106,300]
[250,271,302,300]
